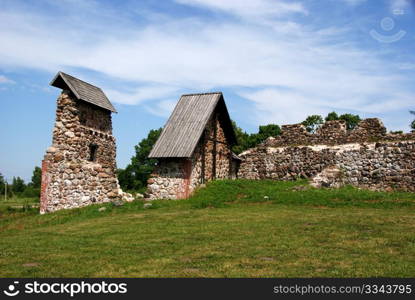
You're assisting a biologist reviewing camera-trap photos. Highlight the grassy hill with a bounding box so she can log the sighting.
[1,179,415,277]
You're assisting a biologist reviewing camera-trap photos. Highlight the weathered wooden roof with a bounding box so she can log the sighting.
[149,92,236,158]
[50,71,117,112]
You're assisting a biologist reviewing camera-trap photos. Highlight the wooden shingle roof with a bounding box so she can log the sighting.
[149,92,236,158]
[50,71,116,112]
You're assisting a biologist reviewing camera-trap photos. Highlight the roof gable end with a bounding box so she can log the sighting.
[149,92,236,158]
[50,71,117,113]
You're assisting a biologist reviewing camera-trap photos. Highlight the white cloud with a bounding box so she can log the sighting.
[145,99,178,117]
[105,85,180,105]
[341,0,367,6]
[175,0,307,18]
[0,1,413,130]
[0,75,15,84]
[390,0,410,10]
[398,63,415,70]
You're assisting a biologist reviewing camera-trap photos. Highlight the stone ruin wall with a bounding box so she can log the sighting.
[146,113,232,200]
[40,91,126,213]
[203,113,232,180]
[238,119,415,191]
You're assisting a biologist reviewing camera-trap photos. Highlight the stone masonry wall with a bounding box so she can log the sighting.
[238,119,415,191]
[40,91,125,213]
[146,111,233,200]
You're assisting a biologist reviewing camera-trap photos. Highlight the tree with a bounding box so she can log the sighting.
[339,113,361,130]
[12,177,26,194]
[324,111,361,130]
[231,122,281,154]
[0,173,5,195]
[302,115,324,133]
[117,165,140,191]
[31,166,42,188]
[411,111,415,130]
[19,166,42,198]
[118,128,162,191]
[255,124,281,144]
[325,111,339,122]
[231,121,251,154]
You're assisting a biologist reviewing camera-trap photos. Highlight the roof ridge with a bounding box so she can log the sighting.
[181,92,222,97]
[59,71,102,90]
[50,71,117,113]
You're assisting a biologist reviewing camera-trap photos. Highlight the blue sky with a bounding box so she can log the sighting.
[1,0,415,182]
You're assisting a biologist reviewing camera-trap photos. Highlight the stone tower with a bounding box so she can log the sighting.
[40,72,125,213]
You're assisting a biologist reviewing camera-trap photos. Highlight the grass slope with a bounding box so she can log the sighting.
[0,180,415,277]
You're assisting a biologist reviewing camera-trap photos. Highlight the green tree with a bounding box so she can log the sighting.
[324,111,361,130]
[231,122,281,154]
[410,111,415,130]
[302,115,324,133]
[117,165,141,191]
[231,121,251,154]
[0,173,5,195]
[255,124,281,143]
[31,166,42,188]
[118,128,162,191]
[20,166,42,198]
[325,111,339,121]
[12,176,26,194]
[339,113,361,130]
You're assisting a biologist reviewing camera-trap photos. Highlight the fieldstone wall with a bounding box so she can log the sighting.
[264,119,414,147]
[40,91,131,213]
[238,119,415,191]
[146,113,234,200]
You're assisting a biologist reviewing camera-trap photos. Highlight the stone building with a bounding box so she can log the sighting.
[238,119,415,191]
[147,92,240,199]
[40,72,129,213]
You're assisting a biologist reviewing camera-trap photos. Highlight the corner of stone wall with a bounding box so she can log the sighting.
[349,118,387,140]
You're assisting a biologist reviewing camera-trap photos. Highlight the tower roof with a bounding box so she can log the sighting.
[149,92,236,158]
[50,71,117,113]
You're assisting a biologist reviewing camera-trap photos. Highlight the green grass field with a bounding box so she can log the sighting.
[1,180,415,277]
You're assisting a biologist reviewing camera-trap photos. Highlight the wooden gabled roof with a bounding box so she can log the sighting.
[149,92,236,158]
[50,71,116,113]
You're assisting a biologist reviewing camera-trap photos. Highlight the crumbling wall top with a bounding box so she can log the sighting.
[263,118,414,147]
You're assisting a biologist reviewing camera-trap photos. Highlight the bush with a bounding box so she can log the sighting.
[21,187,40,199]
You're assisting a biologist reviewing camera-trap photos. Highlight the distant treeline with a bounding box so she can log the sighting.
[0,167,41,199]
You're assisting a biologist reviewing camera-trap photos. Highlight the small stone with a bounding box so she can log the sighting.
[107,192,117,198]
[144,203,152,209]
[111,199,124,207]
[54,153,64,162]
[98,207,106,212]
[22,262,40,267]
[122,192,134,202]
[64,131,75,138]
[47,146,57,153]
[81,196,90,202]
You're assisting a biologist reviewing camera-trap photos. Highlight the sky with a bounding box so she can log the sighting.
[1,0,415,182]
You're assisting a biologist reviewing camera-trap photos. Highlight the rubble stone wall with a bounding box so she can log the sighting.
[146,112,233,200]
[264,119,414,147]
[40,91,124,213]
[238,119,415,191]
